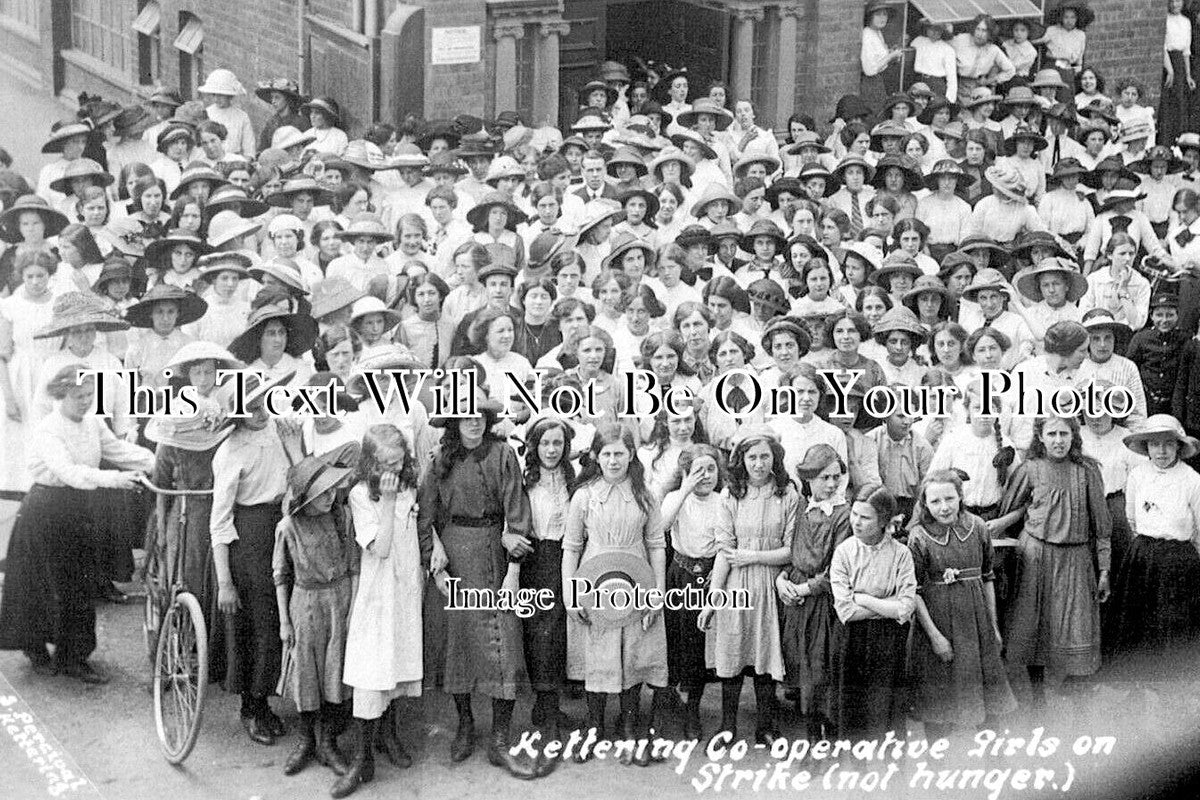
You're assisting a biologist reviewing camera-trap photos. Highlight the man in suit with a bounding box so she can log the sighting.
[572,150,621,205]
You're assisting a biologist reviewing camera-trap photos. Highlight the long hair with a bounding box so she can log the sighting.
[435,404,504,480]
[357,424,417,501]
[912,468,965,528]
[571,423,654,514]
[1026,415,1096,467]
[663,443,727,495]
[58,223,104,265]
[523,416,576,489]
[645,407,709,469]
[727,433,790,499]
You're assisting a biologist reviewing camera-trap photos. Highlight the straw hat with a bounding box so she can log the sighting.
[255,77,301,103]
[869,251,922,288]
[1010,230,1073,262]
[148,87,184,108]
[168,164,228,201]
[843,241,884,273]
[1081,308,1133,349]
[1002,124,1048,156]
[574,199,624,242]
[1001,85,1038,108]
[963,86,1003,109]
[156,123,196,154]
[676,99,734,131]
[125,284,209,328]
[602,232,656,271]
[204,184,269,219]
[1131,145,1187,175]
[985,162,1028,202]
[33,292,130,339]
[1123,415,1199,460]
[301,96,341,126]
[797,162,840,196]
[868,120,910,151]
[310,277,367,320]
[207,210,262,248]
[41,121,92,154]
[783,130,831,155]
[228,304,319,363]
[1032,68,1069,91]
[423,151,468,177]
[1097,188,1147,213]
[195,251,252,281]
[959,267,1012,302]
[1014,257,1088,303]
[572,551,657,630]
[670,129,717,161]
[571,111,613,134]
[901,275,952,316]
[197,68,246,96]
[871,154,924,192]
[165,341,244,376]
[145,410,237,453]
[746,278,790,317]
[733,152,782,178]
[923,158,965,190]
[266,176,333,208]
[1119,120,1154,144]
[484,155,524,184]
[649,146,695,185]
[607,147,649,177]
[689,183,742,218]
[334,214,391,243]
[144,229,211,267]
[739,218,788,254]
[871,305,926,345]
[0,194,68,243]
[342,139,391,171]
[832,154,876,184]
[465,190,526,231]
[351,345,426,395]
[599,61,631,84]
[287,444,361,515]
[349,296,403,332]
[49,158,114,194]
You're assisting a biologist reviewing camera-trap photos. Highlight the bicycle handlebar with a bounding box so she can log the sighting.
[137,476,215,496]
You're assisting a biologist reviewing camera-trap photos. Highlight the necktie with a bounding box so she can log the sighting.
[1177,228,1196,248]
[431,333,440,368]
[726,383,750,413]
[849,191,863,237]
[1110,215,1133,234]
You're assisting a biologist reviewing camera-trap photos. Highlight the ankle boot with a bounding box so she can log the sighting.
[374,702,412,768]
[720,679,741,741]
[646,688,670,763]
[575,693,607,763]
[683,691,703,741]
[488,727,538,779]
[753,679,781,746]
[450,705,475,763]
[316,714,349,776]
[284,711,317,776]
[330,718,376,799]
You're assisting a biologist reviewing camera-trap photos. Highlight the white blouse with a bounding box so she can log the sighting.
[1126,461,1200,551]
[28,409,155,489]
[1166,13,1192,53]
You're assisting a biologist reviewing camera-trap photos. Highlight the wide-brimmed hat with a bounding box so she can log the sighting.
[1131,145,1187,175]
[1043,102,1077,126]
[649,146,695,186]
[267,125,316,153]
[924,158,964,190]
[144,229,212,267]
[249,258,309,295]
[575,199,624,242]
[1003,125,1048,156]
[92,255,133,293]
[205,184,270,219]
[466,190,526,231]
[764,176,806,208]
[843,241,884,273]
[784,130,831,155]
[617,186,660,219]
[869,251,923,288]
[871,154,924,192]
[42,121,92,154]
[985,162,1028,202]
[49,158,114,194]
[1001,16,1046,40]
[669,129,717,161]
[196,251,253,280]
[423,151,468,177]
[760,317,812,356]
[145,410,237,453]
[878,92,915,120]
[349,296,403,332]
[578,79,618,109]
[1119,120,1154,144]
[229,304,319,363]
[156,123,196,154]
[1001,85,1038,108]
[830,94,874,124]
[797,162,840,196]
[831,154,876,184]
[1010,230,1073,262]
[301,96,341,127]
[1081,155,1139,190]
[416,120,462,153]
[676,99,734,131]
[197,68,246,96]
[33,292,130,339]
[901,275,952,317]
[1124,415,1199,459]
[917,96,957,125]
[0,194,68,243]
[572,550,657,630]
[689,183,742,218]
[602,232,657,272]
[960,267,1012,302]
[310,277,366,320]
[340,139,390,171]
[387,143,429,171]
[599,60,631,84]
[1046,157,1088,187]
[963,86,1003,109]
[1081,308,1133,349]
[528,231,570,270]
[1015,257,1088,303]
[165,341,244,377]
[287,444,361,515]
[733,152,782,178]
[1032,68,1069,91]
[608,146,648,177]
[125,284,209,328]
[739,218,788,254]
[484,155,524,184]
[206,210,262,248]
[571,111,613,133]
[1098,188,1147,213]
[1177,132,1200,153]
[266,176,333,208]
[557,134,588,155]
[255,77,301,103]
[1079,98,1119,128]
[868,120,910,151]
[168,164,228,201]
[334,214,391,243]
[147,87,184,108]
[1046,0,1095,29]
[675,224,712,249]
[872,305,926,344]
[746,278,790,317]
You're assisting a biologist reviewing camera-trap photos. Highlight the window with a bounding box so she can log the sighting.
[513,25,535,124]
[71,0,131,72]
[133,1,161,86]
[0,0,38,32]
[175,12,203,99]
[750,12,771,114]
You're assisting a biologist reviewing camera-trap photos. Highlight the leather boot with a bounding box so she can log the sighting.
[316,713,349,776]
[284,712,317,776]
[374,702,412,768]
[575,693,607,764]
[620,712,651,767]
[330,718,376,799]
[719,678,741,742]
[683,690,703,741]
[753,678,781,747]
[450,706,475,763]
[646,689,670,763]
[487,728,538,779]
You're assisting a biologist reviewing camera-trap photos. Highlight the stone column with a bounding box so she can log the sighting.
[534,20,569,126]
[493,20,525,114]
[774,4,802,130]
[728,7,763,104]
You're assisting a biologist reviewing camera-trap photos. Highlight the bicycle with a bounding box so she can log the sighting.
[139,475,213,765]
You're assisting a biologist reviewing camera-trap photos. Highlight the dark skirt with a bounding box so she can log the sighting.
[832,617,910,740]
[861,73,890,117]
[1104,535,1200,679]
[913,74,948,101]
[440,521,526,699]
[0,486,98,663]
[521,538,567,692]
[1004,532,1100,676]
[665,556,712,688]
[1160,51,1193,146]
[218,502,283,698]
[781,592,838,695]
[1178,277,1200,339]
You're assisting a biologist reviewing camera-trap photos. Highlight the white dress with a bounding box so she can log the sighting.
[343,483,423,702]
[1,289,59,418]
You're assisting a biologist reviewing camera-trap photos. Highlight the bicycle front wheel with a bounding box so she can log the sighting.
[142,518,170,663]
[153,591,209,764]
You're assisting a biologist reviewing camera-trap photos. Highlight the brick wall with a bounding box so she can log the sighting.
[1083,0,1163,107]
[793,0,864,133]
[419,0,489,121]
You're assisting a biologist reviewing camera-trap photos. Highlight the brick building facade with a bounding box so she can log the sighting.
[0,0,1167,139]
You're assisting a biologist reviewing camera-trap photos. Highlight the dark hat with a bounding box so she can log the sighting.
[1010,230,1073,262]
[830,94,873,124]
[228,304,319,363]
[169,163,228,201]
[92,255,134,293]
[675,224,712,249]
[676,99,734,132]
[764,176,807,208]
[1014,257,1088,303]
[878,92,915,120]
[1003,124,1049,156]
[795,443,844,480]
[739,219,788,254]
[0,194,68,244]
[617,186,660,219]
[416,120,462,153]
[286,443,361,515]
[528,231,569,270]
[831,154,876,184]
[870,252,923,288]
[917,96,957,125]
[1150,291,1179,309]
[901,275,952,317]
[1131,145,1187,175]
[746,278,790,317]
[478,256,520,284]
[429,387,504,429]
[783,130,830,156]
[466,190,527,232]
[871,154,924,192]
[1043,102,1077,126]
[254,77,302,103]
[1097,188,1147,213]
[423,151,468,177]
[144,229,211,268]
[301,97,341,127]
[797,161,840,196]
[579,80,618,109]
[1047,157,1088,187]
[869,120,910,152]
[760,317,812,356]
[924,158,965,190]
[265,176,334,209]
[125,284,209,328]
[1081,156,1139,190]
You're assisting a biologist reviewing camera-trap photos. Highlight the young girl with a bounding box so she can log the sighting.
[54,224,105,294]
[441,242,490,328]
[145,229,209,291]
[779,444,851,741]
[274,447,358,779]
[328,216,392,294]
[659,444,730,741]
[563,423,670,765]
[396,273,452,369]
[638,402,709,499]
[338,426,435,796]
[829,484,916,739]
[929,388,1015,520]
[349,296,402,351]
[908,470,1017,737]
[385,213,433,280]
[871,305,928,385]
[591,269,631,335]
[993,416,1111,711]
[269,214,323,289]
[0,251,61,421]
[130,176,171,239]
[468,192,526,273]
[790,258,845,319]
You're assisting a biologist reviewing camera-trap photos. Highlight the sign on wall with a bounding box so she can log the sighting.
[431,26,482,65]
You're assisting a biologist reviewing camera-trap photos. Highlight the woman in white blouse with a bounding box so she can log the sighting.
[860,1,904,112]
[0,365,154,683]
[1161,0,1196,145]
[951,14,1016,106]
